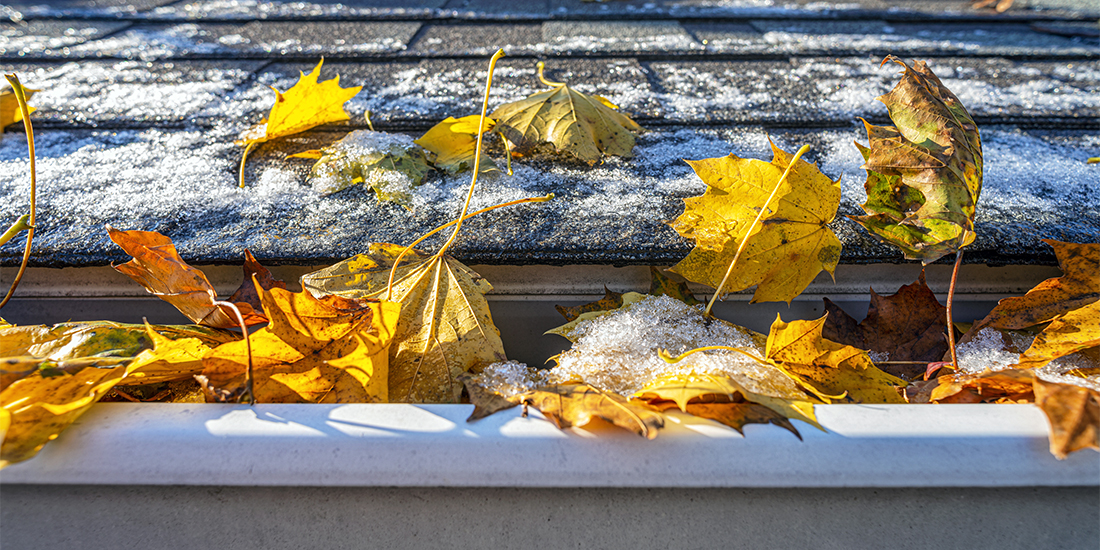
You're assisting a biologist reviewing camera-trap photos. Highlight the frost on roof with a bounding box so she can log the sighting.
[1,124,1096,268]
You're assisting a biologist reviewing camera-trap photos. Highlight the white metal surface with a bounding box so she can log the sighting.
[2,403,1096,488]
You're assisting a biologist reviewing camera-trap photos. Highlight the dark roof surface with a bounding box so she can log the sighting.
[1,0,1097,268]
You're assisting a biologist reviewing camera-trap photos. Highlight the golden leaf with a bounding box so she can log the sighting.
[1014,301,1100,370]
[1033,377,1099,460]
[669,141,842,304]
[490,62,641,164]
[635,371,820,431]
[1,361,132,468]
[0,84,36,139]
[766,314,907,404]
[201,285,399,403]
[236,58,361,147]
[415,115,498,175]
[302,243,506,403]
[120,323,214,386]
[929,369,1035,404]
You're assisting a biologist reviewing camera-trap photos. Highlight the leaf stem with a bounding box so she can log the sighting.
[499,132,513,175]
[704,143,810,317]
[383,49,507,300]
[364,110,374,131]
[536,61,566,88]
[1,73,36,311]
[213,300,254,405]
[946,248,964,371]
[238,142,256,189]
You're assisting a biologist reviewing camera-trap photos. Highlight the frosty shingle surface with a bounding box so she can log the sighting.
[0,21,132,58]
[1,126,1095,267]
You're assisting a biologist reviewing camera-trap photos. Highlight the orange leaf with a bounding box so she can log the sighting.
[1033,377,1100,459]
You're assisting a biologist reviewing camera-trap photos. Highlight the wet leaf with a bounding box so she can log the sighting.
[108,227,281,328]
[490,62,641,164]
[852,57,982,264]
[669,141,842,304]
[302,243,507,403]
[1,361,132,468]
[1033,377,1099,459]
[648,267,702,306]
[822,271,948,378]
[201,285,399,403]
[415,115,498,175]
[545,292,648,341]
[767,314,907,403]
[307,130,433,208]
[1014,302,1100,370]
[969,240,1099,334]
[634,371,817,432]
[236,58,361,148]
[522,383,664,439]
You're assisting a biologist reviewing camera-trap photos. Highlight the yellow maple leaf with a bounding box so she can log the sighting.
[415,115,498,175]
[766,314,907,404]
[0,84,37,140]
[490,61,641,164]
[1013,301,1100,370]
[235,58,362,187]
[302,243,507,403]
[669,141,842,305]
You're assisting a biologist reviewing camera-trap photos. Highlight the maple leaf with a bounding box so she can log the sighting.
[634,371,813,436]
[1033,377,1099,460]
[822,271,948,378]
[555,286,624,322]
[852,57,982,265]
[648,267,702,306]
[301,243,507,403]
[928,369,1035,404]
[490,61,641,164]
[201,284,399,403]
[968,240,1099,335]
[306,130,433,209]
[415,115,498,175]
[0,84,37,141]
[120,323,217,386]
[1013,301,1100,370]
[108,227,283,328]
[236,59,360,148]
[767,314,907,404]
[669,140,842,304]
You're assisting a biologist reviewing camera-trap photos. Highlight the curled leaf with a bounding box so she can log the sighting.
[0,84,37,140]
[852,57,982,264]
[307,130,433,209]
[522,383,664,439]
[1033,377,1100,460]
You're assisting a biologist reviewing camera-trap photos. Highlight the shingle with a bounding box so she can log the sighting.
[0,20,131,58]
[540,21,703,53]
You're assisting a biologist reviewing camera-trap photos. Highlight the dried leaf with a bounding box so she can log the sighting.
[307,130,433,208]
[522,383,664,439]
[822,271,948,378]
[929,369,1035,404]
[201,285,399,403]
[970,240,1099,333]
[1033,377,1100,459]
[852,57,982,264]
[767,314,907,404]
[1014,301,1100,370]
[648,267,702,306]
[108,227,281,328]
[669,141,842,304]
[236,58,361,147]
[415,115,498,175]
[634,371,818,432]
[555,287,624,322]
[490,63,641,164]
[302,243,507,403]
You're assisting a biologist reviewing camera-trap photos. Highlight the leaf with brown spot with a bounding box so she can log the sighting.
[669,140,842,304]
[1033,377,1100,459]
[648,267,702,306]
[555,287,624,322]
[108,227,283,328]
[929,369,1035,404]
[767,314,907,404]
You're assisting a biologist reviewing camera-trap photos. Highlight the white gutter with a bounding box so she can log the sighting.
[2,403,1096,488]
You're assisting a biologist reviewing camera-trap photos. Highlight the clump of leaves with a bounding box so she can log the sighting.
[669,140,842,310]
[490,61,642,164]
[236,58,362,188]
